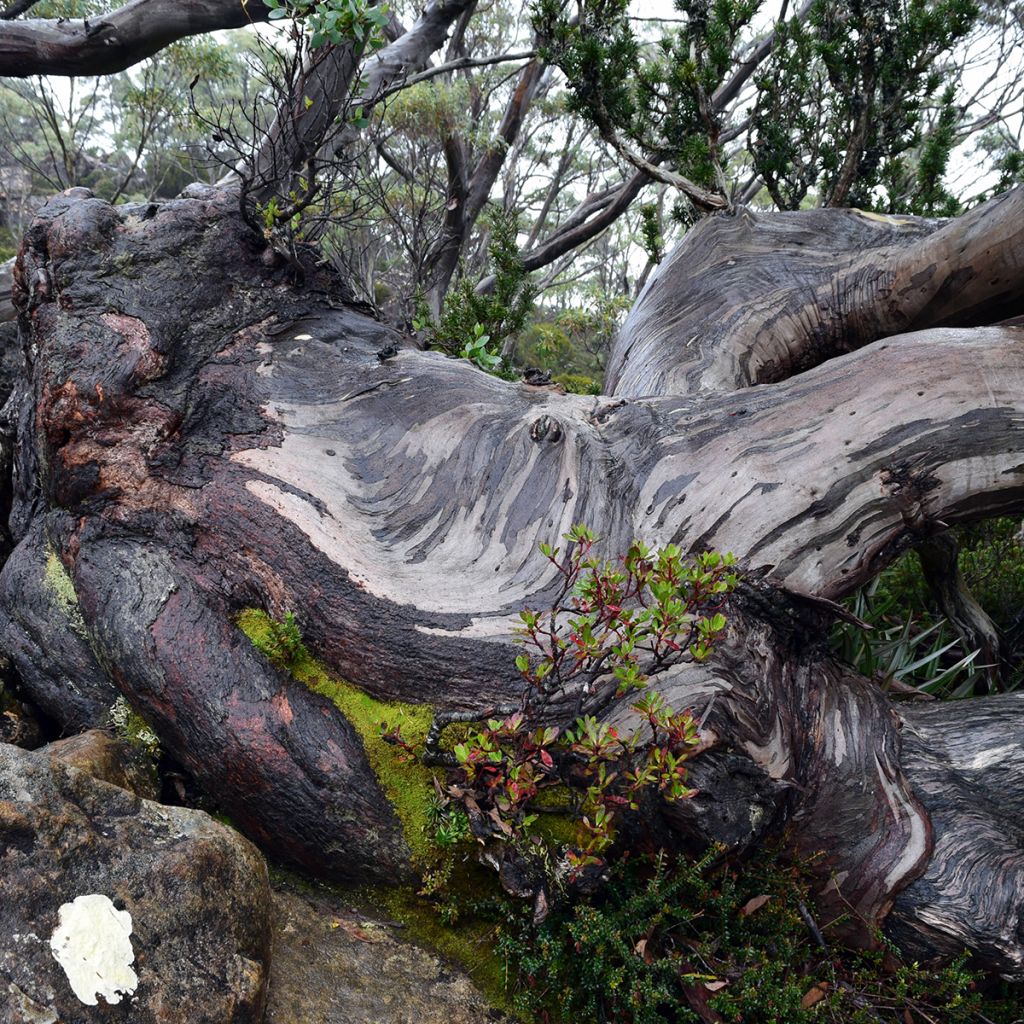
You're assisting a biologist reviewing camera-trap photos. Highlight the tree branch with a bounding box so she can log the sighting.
[376,49,536,101]
[607,188,1024,398]
[0,0,271,77]
[0,0,42,20]
[475,168,651,293]
[599,127,728,212]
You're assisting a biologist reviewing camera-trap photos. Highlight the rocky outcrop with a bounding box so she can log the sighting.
[0,740,272,1024]
[266,883,504,1024]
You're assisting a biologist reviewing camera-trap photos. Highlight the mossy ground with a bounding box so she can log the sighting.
[236,609,517,1011]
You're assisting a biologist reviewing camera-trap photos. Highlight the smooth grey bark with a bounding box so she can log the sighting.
[0,0,271,77]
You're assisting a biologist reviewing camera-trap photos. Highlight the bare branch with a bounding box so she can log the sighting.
[0,0,271,77]
[376,49,536,101]
[0,0,42,19]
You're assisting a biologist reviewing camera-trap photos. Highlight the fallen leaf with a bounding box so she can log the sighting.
[800,982,830,1008]
[739,894,770,917]
[329,918,374,942]
[704,980,728,992]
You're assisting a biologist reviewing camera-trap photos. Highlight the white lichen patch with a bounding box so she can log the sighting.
[49,894,138,1006]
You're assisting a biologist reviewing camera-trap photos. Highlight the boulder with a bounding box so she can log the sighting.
[0,740,272,1024]
[43,729,159,801]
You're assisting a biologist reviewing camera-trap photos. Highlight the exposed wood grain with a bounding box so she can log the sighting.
[608,189,1024,398]
[3,185,1024,974]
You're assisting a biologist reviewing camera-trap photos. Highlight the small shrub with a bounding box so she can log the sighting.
[497,848,1018,1023]
[389,526,738,879]
[251,610,309,669]
[552,372,601,395]
[421,209,535,374]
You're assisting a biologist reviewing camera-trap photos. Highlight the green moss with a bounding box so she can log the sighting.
[43,546,89,638]
[236,608,525,1016]
[361,882,517,1016]
[237,609,437,866]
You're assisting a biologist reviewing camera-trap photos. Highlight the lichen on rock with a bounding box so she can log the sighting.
[49,894,138,1006]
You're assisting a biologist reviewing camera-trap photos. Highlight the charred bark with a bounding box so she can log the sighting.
[2,184,1024,978]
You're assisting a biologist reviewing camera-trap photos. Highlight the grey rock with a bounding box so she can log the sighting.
[0,741,272,1024]
[265,883,506,1024]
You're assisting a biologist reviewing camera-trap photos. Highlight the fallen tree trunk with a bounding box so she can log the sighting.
[2,184,1024,976]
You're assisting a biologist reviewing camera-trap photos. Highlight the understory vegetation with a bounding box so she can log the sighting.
[833,519,1024,697]
[240,523,1024,1023]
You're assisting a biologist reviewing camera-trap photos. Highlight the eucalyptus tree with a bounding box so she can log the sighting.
[1,0,1024,1001]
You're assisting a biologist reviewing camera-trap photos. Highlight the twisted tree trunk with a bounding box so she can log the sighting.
[2,184,1024,977]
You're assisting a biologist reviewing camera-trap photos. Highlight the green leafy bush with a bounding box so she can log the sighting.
[421,209,535,374]
[388,526,737,877]
[265,0,390,50]
[552,372,601,395]
[497,848,1018,1023]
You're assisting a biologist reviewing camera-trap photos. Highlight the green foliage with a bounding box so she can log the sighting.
[639,203,664,264]
[459,323,503,373]
[405,528,738,877]
[749,0,978,211]
[832,579,983,697]
[534,0,761,193]
[248,610,309,669]
[516,293,630,382]
[833,518,1024,697]
[424,209,536,373]
[497,848,1017,1023]
[265,0,390,51]
[0,30,242,209]
[956,518,1024,636]
[553,372,601,395]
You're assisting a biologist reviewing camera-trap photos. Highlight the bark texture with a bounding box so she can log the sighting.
[2,185,1024,978]
[0,0,271,77]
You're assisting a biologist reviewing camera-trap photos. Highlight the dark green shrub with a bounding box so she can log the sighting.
[497,849,1019,1023]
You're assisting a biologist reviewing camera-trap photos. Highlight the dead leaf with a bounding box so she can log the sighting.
[704,980,728,992]
[635,938,647,958]
[329,918,374,942]
[487,806,513,835]
[738,894,771,917]
[800,982,830,1009]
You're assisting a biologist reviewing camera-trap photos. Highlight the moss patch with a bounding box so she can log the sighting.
[364,882,516,1015]
[237,608,528,1016]
[236,609,438,865]
[43,546,89,638]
